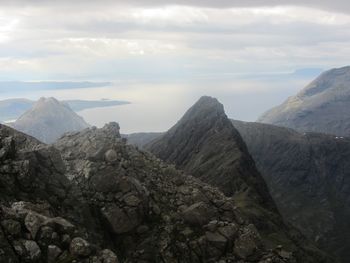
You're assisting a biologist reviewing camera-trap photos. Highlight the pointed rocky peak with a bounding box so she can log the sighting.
[155,96,244,155]
[172,96,233,136]
[178,95,226,121]
[36,96,60,106]
[11,97,89,144]
[146,96,275,209]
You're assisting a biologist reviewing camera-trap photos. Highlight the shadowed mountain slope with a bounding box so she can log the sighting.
[232,119,350,263]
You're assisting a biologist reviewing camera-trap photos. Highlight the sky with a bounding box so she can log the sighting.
[0,0,350,132]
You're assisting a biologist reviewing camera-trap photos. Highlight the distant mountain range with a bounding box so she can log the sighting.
[258,66,350,136]
[0,98,129,122]
[10,97,90,143]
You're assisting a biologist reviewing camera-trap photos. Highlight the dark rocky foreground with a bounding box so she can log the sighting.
[231,120,350,263]
[0,97,331,262]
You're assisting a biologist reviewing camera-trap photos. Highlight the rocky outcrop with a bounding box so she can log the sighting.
[146,96,330,262]
[10,97,89,143]
[258,66,350,136]
[0,124,118,262]
[55,120,331,262]
[232,119,350,263]
[0,114,332,262]
[146,96,273,203]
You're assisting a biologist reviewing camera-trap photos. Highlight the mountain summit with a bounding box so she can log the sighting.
[258,66,350,136]
[11,97,89,143]
[147,96,273,206]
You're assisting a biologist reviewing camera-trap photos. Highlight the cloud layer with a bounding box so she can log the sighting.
[0,1,349,81]
[1,1,349,128]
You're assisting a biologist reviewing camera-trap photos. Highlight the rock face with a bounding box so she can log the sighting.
[0,115,331,262]
[146,96,330,262]
[258,66,350,136]
[0,124,118,263]
[232,119,350,263]
[11,97,89,143]
[146,96,272,202]
[55,121,329,262]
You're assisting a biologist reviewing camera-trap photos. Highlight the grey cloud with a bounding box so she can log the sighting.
[2,0,350,13]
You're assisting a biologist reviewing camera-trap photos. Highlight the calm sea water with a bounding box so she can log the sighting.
[0,77,312,134]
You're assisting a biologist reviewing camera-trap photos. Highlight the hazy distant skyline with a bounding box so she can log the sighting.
[0,1,349,131]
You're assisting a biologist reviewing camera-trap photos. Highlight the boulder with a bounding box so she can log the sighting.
[99,249,119,263]
[25,212,44,239]
[105,149,118,163]
[23,240,42,261]
[205,231,227,250]
[101,205,141,234]
[234,224,262,260]
[182,202,215,226]
[47,245,62,263]
[70,237,91,257]
[1,219,21,237]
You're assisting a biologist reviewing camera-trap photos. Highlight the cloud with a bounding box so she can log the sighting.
[0,2,349,83]
[2,0,350,13]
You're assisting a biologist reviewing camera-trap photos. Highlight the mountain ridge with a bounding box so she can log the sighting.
[258,65,350,136]
[145,96,330,261]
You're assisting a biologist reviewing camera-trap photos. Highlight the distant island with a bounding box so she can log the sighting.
[0,98,130,122]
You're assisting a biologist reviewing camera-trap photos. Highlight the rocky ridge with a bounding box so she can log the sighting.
[145,96,330,262]
[0,119,316,262]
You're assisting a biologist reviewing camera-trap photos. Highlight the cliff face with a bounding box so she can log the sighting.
[11,97,89,143]
[1,120,326,262]
[258,66,350,136]
[232,119,350,263]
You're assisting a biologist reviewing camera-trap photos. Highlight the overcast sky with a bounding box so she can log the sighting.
[0,1,350,131]
[0,0,349,81]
